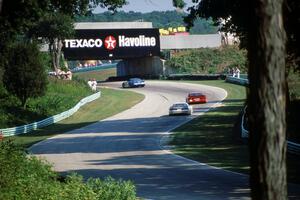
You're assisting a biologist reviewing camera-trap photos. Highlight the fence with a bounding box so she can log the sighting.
[232,75,300,155]
[71,63,117,73]
[0,92,101,137]
[225,76,249,86]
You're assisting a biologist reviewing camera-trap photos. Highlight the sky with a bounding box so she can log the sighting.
[94,0,196,13]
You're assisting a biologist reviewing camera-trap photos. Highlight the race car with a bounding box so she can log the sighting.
[186,92,207,104]
[122,78,145,88]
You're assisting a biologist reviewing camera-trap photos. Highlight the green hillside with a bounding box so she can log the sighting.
[165,46,248,74]
[76,11,218,34]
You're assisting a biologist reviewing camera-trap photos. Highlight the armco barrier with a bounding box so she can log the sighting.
[225,76,249,86]
[0,91,101,137]
[241,106,249,138]
[71,63,117,73]
[239,92,300,155]
[241,114,300,155]
[287,141,300,155]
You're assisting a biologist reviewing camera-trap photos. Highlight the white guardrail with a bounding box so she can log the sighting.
[0,91,101,137]
[230,75,300,155]
[225,76,249,86]
[241,107,300,155]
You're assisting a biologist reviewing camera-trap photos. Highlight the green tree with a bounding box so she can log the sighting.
[76,10,217,34]
[172,0,186,9]
[0,0,48,81]
[3,42,48,108]
[248,1,287,199]
[0,0,128,78]
[180,0,289,199]
[184,0,299,71]
[37,0,128,73]
[31,13,75,73]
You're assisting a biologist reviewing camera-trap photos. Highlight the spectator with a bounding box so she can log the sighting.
[91,78,97,92]
[232,68,237,77]
[236,67,241,78]
[88,78,97,92]
[87,78,93,89]
[66,70,72,80]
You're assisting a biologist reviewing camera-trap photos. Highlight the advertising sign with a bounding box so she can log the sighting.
[63,28,160,60]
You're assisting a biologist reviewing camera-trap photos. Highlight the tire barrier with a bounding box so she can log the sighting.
[0,91,101,137]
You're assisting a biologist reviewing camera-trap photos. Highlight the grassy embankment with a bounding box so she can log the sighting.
[169,80,300,184]
[170,80,249,172]
[0,67,141,200]
[0,77,92,128]
[73,68,116,81]
[1,68,143,148]
[12,87,144,148]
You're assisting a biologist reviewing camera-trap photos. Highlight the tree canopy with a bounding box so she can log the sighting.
[77,10,218,34]
[3,42,48,108]
[180,0,292,199]
[183,0,299,71]
[0,0,129,73]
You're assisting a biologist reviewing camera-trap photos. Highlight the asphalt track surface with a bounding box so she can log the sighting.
[30,81,300,200]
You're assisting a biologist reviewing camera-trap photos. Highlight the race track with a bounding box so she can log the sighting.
[30,81,297,200]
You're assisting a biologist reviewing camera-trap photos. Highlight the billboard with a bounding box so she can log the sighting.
[63,28,160,60]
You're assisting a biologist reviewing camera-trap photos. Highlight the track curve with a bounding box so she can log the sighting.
[30,81,254,200]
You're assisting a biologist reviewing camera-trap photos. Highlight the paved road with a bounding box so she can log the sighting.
[30,81,299,200]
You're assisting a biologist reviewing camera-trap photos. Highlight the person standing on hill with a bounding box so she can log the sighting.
[236,67,240,78]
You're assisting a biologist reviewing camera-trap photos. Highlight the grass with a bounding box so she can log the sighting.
[169,80,300,184]
[73,68,116,81]
[11,88,144,148]
[0,77,93,128]
[169,80,249,172]
[287,71,300,143]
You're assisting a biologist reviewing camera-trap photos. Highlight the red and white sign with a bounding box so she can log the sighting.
[63,28,160,60]
[104,36,117,50]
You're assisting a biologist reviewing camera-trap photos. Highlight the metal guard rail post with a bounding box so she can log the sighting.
[0,91,101,137]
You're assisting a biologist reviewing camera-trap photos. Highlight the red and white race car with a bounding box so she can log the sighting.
[186,92,207,104]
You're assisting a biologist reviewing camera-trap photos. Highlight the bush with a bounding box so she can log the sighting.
[0,140,137,200]
[87,177,136,200]
[3,42,48,108]
[166,46,247,74]
[0,77,92,128]
[0,140,61,200]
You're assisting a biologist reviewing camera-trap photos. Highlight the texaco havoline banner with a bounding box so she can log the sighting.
[63,28,160,60]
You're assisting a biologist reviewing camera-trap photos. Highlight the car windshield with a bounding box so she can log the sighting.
[130,78,142,82]
[173,103,188,108]
[189,93,202,97]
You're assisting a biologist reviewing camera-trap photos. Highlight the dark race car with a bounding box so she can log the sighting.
[122,78,145,88]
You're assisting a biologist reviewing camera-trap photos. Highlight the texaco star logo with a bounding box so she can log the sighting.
[104,36,117,50]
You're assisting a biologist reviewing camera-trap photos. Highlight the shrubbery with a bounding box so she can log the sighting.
[3,42,48,108]
[166,46,247,74]
[0,77,92,128]
[0,140,137,200]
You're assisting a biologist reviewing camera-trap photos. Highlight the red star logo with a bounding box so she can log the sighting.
[104,36,117,50]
